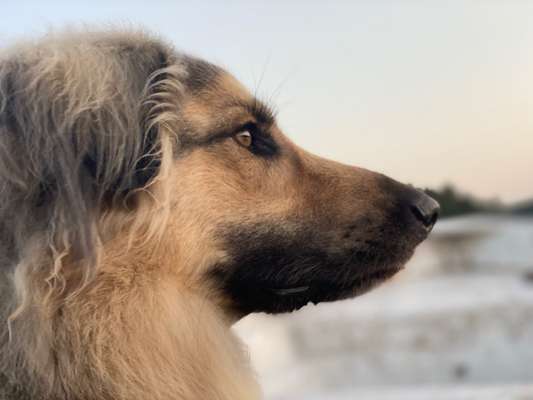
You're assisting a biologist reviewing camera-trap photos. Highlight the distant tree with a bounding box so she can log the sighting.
[423,184,533,219]
[424,184,503,218]
[511,200,533,215]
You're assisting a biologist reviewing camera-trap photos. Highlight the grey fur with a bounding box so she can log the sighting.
[0,30,189,398]
[0,30,181,269]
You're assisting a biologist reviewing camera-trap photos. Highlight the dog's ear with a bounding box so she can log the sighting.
[82,47,172,197]
[0,36,182,262]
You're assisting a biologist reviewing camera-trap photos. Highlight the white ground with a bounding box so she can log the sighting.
[282,385,533,400]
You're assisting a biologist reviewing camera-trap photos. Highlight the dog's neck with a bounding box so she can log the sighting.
[1,260,261,400]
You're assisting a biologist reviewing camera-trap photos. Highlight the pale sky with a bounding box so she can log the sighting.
[2,1,532,203]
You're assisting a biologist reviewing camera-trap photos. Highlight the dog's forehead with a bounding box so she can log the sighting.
[181,58,271,138]
[182,56,249,98]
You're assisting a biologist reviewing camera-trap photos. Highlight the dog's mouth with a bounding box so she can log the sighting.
[212,258,408,316]
[263,265,403,313]
[268,267,399,297]
[212,220,420,316]
[269,286,310,295]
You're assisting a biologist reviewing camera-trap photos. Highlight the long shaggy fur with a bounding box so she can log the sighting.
[0,30,259,400]
[0,30,181,267]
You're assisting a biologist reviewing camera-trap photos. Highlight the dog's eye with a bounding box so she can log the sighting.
[234,130,253,148]
[231,122,279,157]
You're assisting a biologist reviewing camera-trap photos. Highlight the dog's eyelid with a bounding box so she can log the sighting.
[235,121,260,135]
[233,121,274,141]
[206,122,257,143]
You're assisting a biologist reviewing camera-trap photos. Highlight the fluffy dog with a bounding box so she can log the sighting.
[0,30,439,400]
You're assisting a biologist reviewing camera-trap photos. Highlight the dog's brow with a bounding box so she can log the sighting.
[241,100,276,126]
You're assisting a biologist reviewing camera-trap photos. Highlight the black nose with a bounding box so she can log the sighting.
[409,191,440,231]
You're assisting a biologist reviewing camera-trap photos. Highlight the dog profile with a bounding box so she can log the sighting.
[0,30,439,399]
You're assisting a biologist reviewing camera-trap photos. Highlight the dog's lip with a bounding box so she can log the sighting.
[268,286,310,296]
[267,264,405,297]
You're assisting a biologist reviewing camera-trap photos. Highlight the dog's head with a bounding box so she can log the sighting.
[0,31,439,319]
[169,60,439,316]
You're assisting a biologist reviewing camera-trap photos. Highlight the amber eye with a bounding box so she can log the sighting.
[234,130,253,148]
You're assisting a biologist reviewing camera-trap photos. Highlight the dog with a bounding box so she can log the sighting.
[0,29,439,400]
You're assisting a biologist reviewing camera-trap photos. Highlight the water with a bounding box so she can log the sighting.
[235,215,533,399]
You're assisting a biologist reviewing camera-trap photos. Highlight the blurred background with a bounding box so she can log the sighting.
[2,1,533,399]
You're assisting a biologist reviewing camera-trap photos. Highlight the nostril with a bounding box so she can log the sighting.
[410,193,440,231]
[428,210,439,226]
[410,205,438,227]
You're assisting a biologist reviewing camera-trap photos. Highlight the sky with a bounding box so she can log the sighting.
[1,1,532,203]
